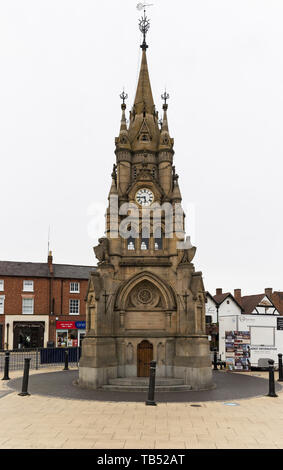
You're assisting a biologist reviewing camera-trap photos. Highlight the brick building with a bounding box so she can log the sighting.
[0,252,95,349]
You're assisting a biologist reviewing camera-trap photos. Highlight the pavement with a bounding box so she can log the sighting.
[0,367,283,449]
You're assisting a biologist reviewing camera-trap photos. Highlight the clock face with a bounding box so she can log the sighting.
[135,188,154,207]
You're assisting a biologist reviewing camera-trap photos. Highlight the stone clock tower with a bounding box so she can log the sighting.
[79,11,213,391]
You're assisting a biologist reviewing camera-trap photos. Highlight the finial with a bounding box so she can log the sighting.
[120,90,128,110]
[161,90,170,110]
[137,3,153,50]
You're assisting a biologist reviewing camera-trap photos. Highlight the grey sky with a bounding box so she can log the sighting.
[0,0,282,295]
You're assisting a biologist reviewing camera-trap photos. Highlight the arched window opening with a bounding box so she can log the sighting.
[154,227,163,250]
[127,225,138,251]
[128,237,135,251]
[141,226,150,251]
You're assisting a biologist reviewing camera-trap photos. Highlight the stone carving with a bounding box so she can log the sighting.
[92,272,103,301]
[127,280,163,309]
[93,237,110,264]
[179,246,196,265]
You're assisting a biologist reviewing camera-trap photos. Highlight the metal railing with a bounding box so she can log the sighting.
[0,347,81,372]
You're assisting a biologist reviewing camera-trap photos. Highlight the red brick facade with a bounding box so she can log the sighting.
[0,255,94,349]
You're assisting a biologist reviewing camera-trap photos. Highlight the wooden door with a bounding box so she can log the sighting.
[137,340,153,377]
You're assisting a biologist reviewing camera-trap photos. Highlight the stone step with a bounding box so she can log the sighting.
[101,384,192,392]
[108,377,185,386]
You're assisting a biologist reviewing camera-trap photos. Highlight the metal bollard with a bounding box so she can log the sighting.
[146,360,157,406]
[213,348,218,370]
[2,352,10,381]
[63,349,69,371]
[267,359,278,397]
[18,358,31,396]
[278,354,283,382]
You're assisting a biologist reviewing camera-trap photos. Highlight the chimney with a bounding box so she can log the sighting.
[216,288,222,296]
[48,250,53,275]
[234,289,242,302]
[265,288,273,298]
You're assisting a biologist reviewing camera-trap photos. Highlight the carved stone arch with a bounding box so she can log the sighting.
[115,271,177,312]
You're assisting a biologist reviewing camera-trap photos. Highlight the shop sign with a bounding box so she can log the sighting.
[56,321,76,330]
[56,321,86,330]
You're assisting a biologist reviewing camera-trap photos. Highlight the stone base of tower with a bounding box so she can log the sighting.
[173,336,213,390]
[78,336,118,390]
[78,335,214,392]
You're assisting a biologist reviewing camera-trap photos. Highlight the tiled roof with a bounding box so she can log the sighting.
[240,294,267,314]
[271,291,283,315]
[0,261,96,279]
[213,293,230,304]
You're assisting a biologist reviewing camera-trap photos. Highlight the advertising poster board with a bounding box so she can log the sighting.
[225,330,251,371]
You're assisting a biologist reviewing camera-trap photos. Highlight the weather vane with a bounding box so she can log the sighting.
[161,90,170,109]
[137,3,154,50]
[120,90,128,109]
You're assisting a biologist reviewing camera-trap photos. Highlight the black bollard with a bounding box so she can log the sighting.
[278,354,283,382]
[267,359,278,397]
[63,349,69,371]
[18,358,31,396]
[213,348,218,370]
[2,352,10,381]
[146,360,157,406]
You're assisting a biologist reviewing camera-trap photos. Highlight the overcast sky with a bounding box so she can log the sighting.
[0,0,282,296]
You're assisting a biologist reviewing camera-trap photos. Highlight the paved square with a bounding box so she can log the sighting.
[0,368,282,449]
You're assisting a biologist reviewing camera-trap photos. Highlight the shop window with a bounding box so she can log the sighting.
[0,296,4,315]
[69,299,80,315]
[22,298,34,315]
[0,280,4,291]
[23,280,34,292]
[57,331,68,348]
[70,282,80,293]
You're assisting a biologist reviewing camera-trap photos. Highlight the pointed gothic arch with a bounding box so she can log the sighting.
[114,271,177,312]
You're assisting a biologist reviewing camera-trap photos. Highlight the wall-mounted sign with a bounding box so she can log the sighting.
[56,321,86,330]
[277,317,283,331]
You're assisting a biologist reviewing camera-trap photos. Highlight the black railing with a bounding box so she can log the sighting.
[0,347,81,372]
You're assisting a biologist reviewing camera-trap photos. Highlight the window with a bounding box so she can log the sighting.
[23,280,34,292]
[0,280,4,291]
[70,282,80,293]
[69,299,80,315]
[154,228,163,250]
[22,298,34,315]
[127,237,135,251]
[0,296,5,314]
[206,315,212,324]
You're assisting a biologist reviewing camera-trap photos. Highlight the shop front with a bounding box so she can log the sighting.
[56,321,86,347]
[13,321,45,349]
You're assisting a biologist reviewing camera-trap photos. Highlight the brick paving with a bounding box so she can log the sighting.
[0,368,282,449]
